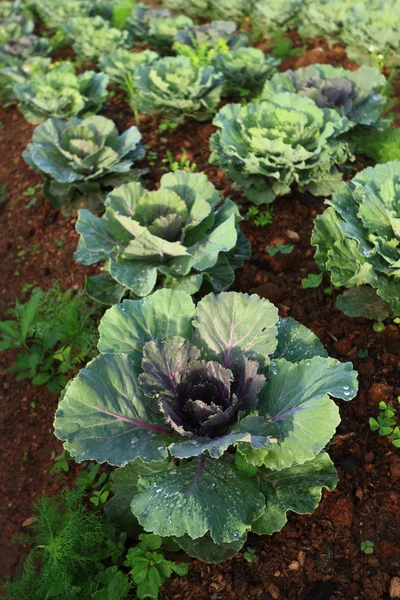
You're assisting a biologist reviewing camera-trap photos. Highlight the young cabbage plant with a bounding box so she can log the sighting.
[209,92,353,205]
[23,115,145,215]
[27,0,90,30]
[261,64,387,134]
[212,0,255,20]
[298,0,353,42]
[251,0,301,36]
[74,170,251,304]
[72,21,130,64]
[0,35,50,69]
[341,1,400,67]
[54,289,358,563]
[0,2,34,45]
[132,56,224,122]
[175,20,248,53]
[125,3,193,54]
[212,47,279,97]
[312,161,400,320]
[99,49,159,92]
[13,61,109,124]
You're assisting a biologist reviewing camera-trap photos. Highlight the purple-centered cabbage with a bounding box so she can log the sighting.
[54,290,358,563]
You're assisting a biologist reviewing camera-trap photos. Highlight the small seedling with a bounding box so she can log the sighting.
[54,238,64,248]
[77,462,112,507]
[358,348,368,358]
[267,31,303,59]
[124,533,188,600]
[23,184,42,209]
[267,243,293,256]
[360,540,374,554]
[161,149,197,173]
[158,117,182,132]
[143,145,158,167]
[52,450,71,473]
[246,206,274,227]
[243,547,259,564]
[369,398,400,448]
[302,273,323,289]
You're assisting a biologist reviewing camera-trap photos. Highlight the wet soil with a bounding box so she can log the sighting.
[0,33,399,600]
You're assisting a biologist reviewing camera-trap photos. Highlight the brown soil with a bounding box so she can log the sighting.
[0,37,399,600]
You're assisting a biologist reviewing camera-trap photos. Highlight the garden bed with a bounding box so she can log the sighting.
[1,17,400,600]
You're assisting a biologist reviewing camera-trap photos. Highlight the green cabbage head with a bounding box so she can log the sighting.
[209,92,353,205]
[74,170,251,303]
[162,0,212,18]
[23,115,145,214]
[126,4,193,54]
[133,56,224,121]
[261,64,387,131]
[54,288,357,562]
[251,0,301,35]
[27,0,90,30]
[212,47,279,97]
[72,20,130,64]
[312,161,400,320]
[341,1,400,67]
[99,49,159,91]
[13,61,109,124]
[298,0,354,41]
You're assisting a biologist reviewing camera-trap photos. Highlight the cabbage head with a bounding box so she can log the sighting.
[175,21,248,52]
[312,161,400,319]
[209,93,353,205]
[72,21,130,63]
[298,0,354,41]
[126,3,193,54]
[251,0,301,35]
[212,47,279,97]
[23,115,145,214]
[341,1,400,67]
[212,0,255,20]
[261,64,387,132]
[99,49,159,91]
[75,170,251,303]
[27,0,90,30]
[133,56,224,121]
[13,62,109,124]
[162,0,212,18]
[0,6,34,45]
[54,288,357,562]
[0,35,50,69]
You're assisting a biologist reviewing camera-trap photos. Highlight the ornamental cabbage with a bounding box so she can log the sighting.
[298,0,353,41]
[312,161,400,319]
[251,0,302,35]
[132,56,224,121]
[175,21,248,53]
[99,49,159,91]
[13,62,109,124]
[209,93,353,205]
[0,35,50,69]
[72,21,130,64]
[54,289,357,562]
[27,0,90,30]
[126,4,193,54]
[212,47,279,97]
[341,1,400,67]
[261,64,387,132]
[23,115,145,214]
[74,170,250,303]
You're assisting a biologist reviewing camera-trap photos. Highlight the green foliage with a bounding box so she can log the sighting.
[243,547,258,564]
[0,35,50,70]
[369,398,400,448]
[251,0,301,36]
[74,170,250,303]
[54,289,357,562]
[99,49,159,92]
[124,534,188,599]
[174,20,248,54]
[267,243,293,256]
[246,206,274,227]
[161,149,197,173]
[71,18,130,64]
[125,4,193,54]
[212,47,279,97]
[112,0,137,29]
[312,161,400,318]
[0,283,99,394]
[261,65,387,135]
[210,93,353,205]
[23,115,145,215]
[174,38,229,68]
[302,273,323,289]
[0,2,34,45]
[356,128,400,163]
[4,488,131,600]
[265,31,302,59]
[27,0,90,30]
[298,0,354,42]
[360,540,374,554]
[13,61,109,124]
[132,56,224,122]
